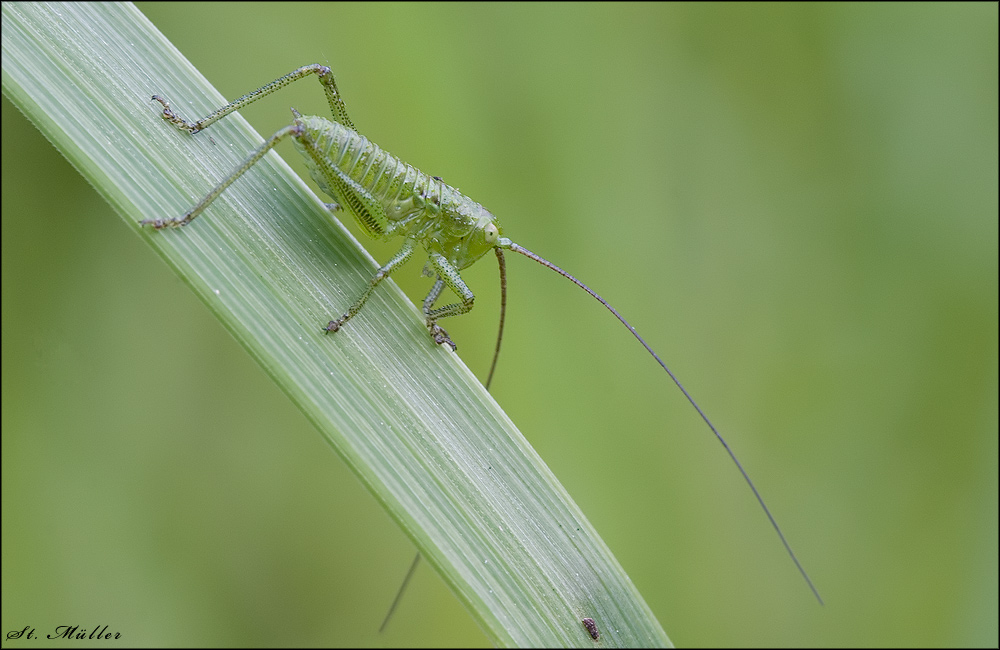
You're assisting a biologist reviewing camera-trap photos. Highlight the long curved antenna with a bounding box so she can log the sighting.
[378,552,422,633]
[485,248,508,391]
[382,254,508,633]
[502,240,823,605]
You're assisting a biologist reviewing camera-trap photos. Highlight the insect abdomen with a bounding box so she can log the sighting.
[295,115,438,234]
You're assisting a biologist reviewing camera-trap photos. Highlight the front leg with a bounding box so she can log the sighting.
[420,252,476,350]
[421,278,456,351]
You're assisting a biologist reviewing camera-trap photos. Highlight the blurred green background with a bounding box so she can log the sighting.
[3,2,996,646]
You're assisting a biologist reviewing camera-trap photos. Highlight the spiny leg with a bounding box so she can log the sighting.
[140,124,300,229]
[153,64,355,134]
[420,251,476,350]
[421,278,456,350]
[421,277,446,313]
[324,237,417,335]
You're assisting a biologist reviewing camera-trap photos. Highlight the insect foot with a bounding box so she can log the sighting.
[427,322,457,351]
[151,95,201,133]
[323,319,344,334]
[139,217,184,229]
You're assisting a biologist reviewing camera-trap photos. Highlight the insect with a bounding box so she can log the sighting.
[141,64,822,606]
[582,617,600,641]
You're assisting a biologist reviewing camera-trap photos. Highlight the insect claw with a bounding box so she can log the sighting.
[428,323,457,351]
[152,94,201,133]
[323,319,342,334]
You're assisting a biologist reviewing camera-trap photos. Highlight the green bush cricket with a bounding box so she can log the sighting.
[141,64,823,609]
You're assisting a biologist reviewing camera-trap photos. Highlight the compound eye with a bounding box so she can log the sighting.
[484,222,499,245]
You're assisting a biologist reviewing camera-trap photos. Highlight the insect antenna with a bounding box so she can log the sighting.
[378,553,421,633]
[382,251,507,633]
[485,248,508,391]
[502,240,823,605]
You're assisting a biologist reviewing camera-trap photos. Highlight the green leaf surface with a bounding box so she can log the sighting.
[2,2,669,647]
